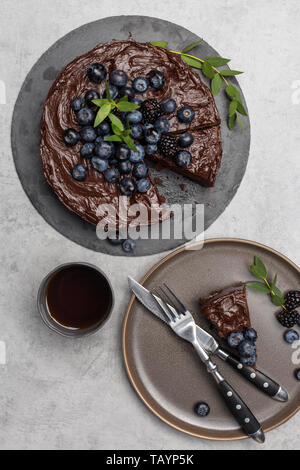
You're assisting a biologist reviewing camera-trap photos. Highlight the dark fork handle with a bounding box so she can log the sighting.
[216,349,288,402]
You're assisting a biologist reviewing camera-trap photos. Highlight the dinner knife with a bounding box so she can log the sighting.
[128,276,288,402]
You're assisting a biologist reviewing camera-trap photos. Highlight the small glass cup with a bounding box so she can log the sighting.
[37,262,114,338]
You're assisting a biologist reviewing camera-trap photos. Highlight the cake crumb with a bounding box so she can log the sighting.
[154,177,163,185]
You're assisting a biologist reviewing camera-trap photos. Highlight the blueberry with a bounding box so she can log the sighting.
[238,340,257,357]
[120,177,136,196]
[227,331,244,348]
[109,70,128,88]
[148,70,165,90]
[240,355,257,367]
[144,127,161,144]
[80,126,97,143]
[177,106,195,123]
[71,164,88,181]
[130,144,145,163]
[145,144,157,155]
[294,369,300,381]
[155,116,170,134]
[132,77,149,93]
[130,124,143,139]
[127,110,143,124]
[143,123,154,132]
[90,156,109,173]
[109,159,118,165]
[63,128,80,146]
[104,167,120,183]
[87,63,107,83]
[85,89,100,107]
[133,162,149,179]
[136,178,150,193]
[122,238,136,253]
[119,85,136,101]
[116,143,131,161]
[130,98,142,107]
[77,107,95,126]
[108,231,125,245]
[245,328,258,342]
[175,150,192,168]
[118,160,132,174]
[177,132,194,148]
[95,136,103,144]
[284,329,299,344]
[71,97,84,112]
[94,141,115,159]
[96,120,111,137]
[194,402,210,417]
[103,83,118,100]
[80,143,95,158]
[161,98,177,114]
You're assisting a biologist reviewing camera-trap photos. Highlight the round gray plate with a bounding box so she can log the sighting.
[11,15,250,256]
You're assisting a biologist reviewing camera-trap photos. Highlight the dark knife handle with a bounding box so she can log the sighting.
[218,380,264,442]
[217,349,288,402]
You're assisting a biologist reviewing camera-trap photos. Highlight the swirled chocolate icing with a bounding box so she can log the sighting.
[40,40,222,226]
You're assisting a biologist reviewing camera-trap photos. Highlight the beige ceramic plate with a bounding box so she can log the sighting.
[122,238,300,440]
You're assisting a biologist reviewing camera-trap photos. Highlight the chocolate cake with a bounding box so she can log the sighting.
[40,40,222,226]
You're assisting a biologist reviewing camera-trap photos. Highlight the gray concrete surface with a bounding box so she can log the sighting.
[0,0,299,450]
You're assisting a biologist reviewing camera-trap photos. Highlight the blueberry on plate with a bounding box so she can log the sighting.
[294,369,300,381]
[115,143,131,161]
[227,331,244,348]
[118,160,132,175]
[177,105,195,123]
[103,83,118,101]
[136,178,150,193]
[240,354,257,367]
[80,126,97,143]
[245,328,258,342]
[71,164,88,181]
[94,141,115,160]
[130,97,143,107]
[284,329,299,344]
[90,156,109,173]
[122,238,136,253]
[85,89,100,107]
[108,231,125,245]
[80,143,95,158]
[63,128,80,146]
[104,167,120,183]
[127,110,143,125]
[161,98,177,114]
[145,144,157,156]
[109,70,128,88]
[132,77,149,93]
[120,177,136,196]
[96,120,111,137]
[77,107,95,126]
[194,402,210,417]
[238,340,256,357]
[155,116,170,134]
[130,124,143,139]
[175,150,192,168]
[130,144,145,163]
[87,63,107,83]
[148,70,165,90]
[177,132,194,148]
[71,97,84,112]
[133,162,148,179]
[144,127,161,145]
[119,85,136,101]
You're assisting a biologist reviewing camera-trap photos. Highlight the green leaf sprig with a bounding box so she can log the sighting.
[151,40,247,131]
[246,256,286,309]
[92,81,139,151]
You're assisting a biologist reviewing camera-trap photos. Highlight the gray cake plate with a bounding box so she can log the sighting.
[11,15,250,256]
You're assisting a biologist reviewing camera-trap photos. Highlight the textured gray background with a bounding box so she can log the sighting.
[0,0,299,450]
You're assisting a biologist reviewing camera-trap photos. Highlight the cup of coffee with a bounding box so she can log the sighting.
[37,262,114,337]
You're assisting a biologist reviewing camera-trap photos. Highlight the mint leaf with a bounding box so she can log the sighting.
[118,95,128,103]
[206,56,230,67]
[271,285,285,303]
[94,103,111,127]
[202,61,215,79]
[111,123,122,136]
[229,100,238,117]
[228,113,237,130]
[250,264,266,280]
[108,113,124,131]
[271,274,278,290]
[123,135,137,152]
[151,41,169,48]
[92,98,109,107]
[104,135,122,142]
[181,40,203,53]
[246,282,271,294]
[236,101,247,116]
[271,294,285,307]
[117,101,140,112]
[181,55,202,69]
[236,114,244,131]
[225,84,242,103]
[254,256,267,278]
[211,73,222,96]
[105,80,112,101]
[220,69,243,76]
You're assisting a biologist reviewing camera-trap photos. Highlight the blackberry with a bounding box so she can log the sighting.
[141,99,161,124]
[284,291,300,310]
[158,134,178,158]
[277,310,300,328]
